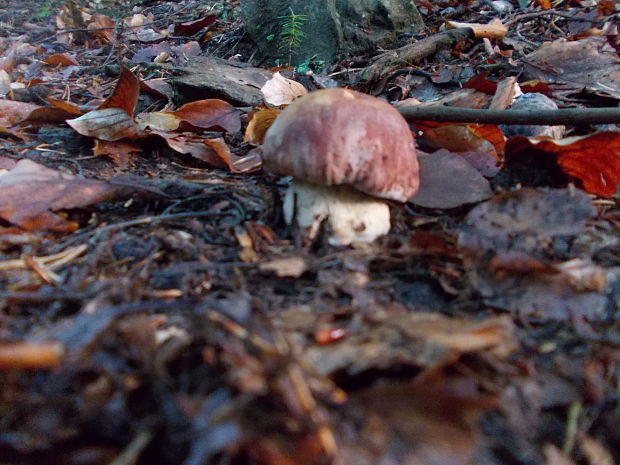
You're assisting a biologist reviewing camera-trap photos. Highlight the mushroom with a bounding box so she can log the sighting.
[262,88,419,246]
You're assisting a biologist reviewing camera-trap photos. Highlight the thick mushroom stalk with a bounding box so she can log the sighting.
[284,180,390,246]
[262,88,419,246]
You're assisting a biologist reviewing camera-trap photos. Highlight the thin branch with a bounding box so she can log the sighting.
[504,9,609,26]
[397,105,620,125]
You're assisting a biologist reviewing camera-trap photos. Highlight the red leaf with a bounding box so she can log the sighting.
[506,132,620,197]
[174,15,217,36]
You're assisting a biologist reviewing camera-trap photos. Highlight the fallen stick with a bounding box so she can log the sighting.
[397,105,620,125]
[358,28,476,84]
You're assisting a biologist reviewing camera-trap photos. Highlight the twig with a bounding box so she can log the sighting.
[504,9,609,26]
[358,28,476,84]
[397,105,620,125]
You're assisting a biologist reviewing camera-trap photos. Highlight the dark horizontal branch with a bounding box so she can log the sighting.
[397,105,620,126]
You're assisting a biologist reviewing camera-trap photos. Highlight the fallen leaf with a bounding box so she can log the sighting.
[244,108,280,144]
[446,18,508,40]
[0,99,42,126]
[162,134,253,172]
[458,188,607,321]
[174,15,217,36]
[97,66,140,117]
[522,36,620,99]
[43,53,78,67]
[261,72,308,106]
[464,72,497,95]
[259,257,307,278]
[93,139,142,168]
[505,131,620,197]
[0,159,129,231]
[419,125,498,157]
[67,108,142,141]
[46,97,83,115]
[410,149,493,208]
[140,78,174,100]
[0,342,64,369]
[88,13,115,43]
[305,311,517,376]
[142,99,241,133]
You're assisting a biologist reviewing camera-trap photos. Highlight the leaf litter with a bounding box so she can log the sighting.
[0,0,619,464]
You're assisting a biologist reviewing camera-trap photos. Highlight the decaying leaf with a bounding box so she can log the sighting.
[0,159,130,231]
[522,36,620,99]
[458,188,609,320]
[410,149,493,209]
[93,139,142,168]
[304,311,517,376]
[261,72,308,106]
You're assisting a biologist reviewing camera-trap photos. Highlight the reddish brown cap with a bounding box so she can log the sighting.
[262,88,419,202]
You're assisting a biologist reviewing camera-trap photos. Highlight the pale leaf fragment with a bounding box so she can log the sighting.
[261,72,308,106]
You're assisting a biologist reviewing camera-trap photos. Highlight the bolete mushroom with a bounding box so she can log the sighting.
[262,88,419,246]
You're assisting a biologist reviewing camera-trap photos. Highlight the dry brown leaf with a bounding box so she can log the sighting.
[244,108,280,145]
[93,139,142,169]
[522,36,620,99]
[174,15,217,36]
[0,159,129,231]
[43,53,79,67]
[0,342,64,369]
[97,66,140,117]
[46,97,83,115]
[88,13,115,43]
[261,72,308,106]
[164,99,241,133]
[67,108,142,141]
[0,99,41,126]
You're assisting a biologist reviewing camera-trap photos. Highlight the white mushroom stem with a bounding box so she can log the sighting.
[283,179,391,246]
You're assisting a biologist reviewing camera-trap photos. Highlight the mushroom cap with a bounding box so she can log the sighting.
[262,88,419,202]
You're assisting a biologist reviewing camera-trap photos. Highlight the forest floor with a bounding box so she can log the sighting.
[0,1,619,464]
